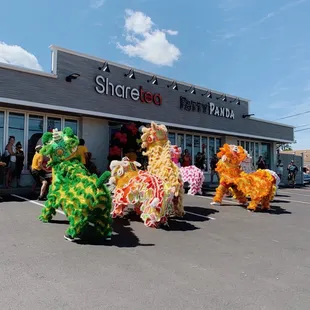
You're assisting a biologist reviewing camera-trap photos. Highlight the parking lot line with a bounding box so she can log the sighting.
[11,194,95,226]
[12,194,215,224]
[278,191,310,197]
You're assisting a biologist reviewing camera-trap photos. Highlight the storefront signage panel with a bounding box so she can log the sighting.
[179,96,235,120]
[95,75,162,106]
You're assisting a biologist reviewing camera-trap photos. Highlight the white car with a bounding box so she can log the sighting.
[304,173,310,185]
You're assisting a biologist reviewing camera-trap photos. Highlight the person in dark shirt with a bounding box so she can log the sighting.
[195,152,205,170]
[287,160,298,186]
[210,154,219,184]
[256,156,266,169]
[14,142,24,187]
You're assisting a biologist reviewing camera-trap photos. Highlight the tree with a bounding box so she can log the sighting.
[277,140,297,152]
[280,144,293,151]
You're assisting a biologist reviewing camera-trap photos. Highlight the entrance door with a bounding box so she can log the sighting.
[261,142,271,169]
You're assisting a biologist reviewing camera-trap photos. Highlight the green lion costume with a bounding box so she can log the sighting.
[38,127,113,242]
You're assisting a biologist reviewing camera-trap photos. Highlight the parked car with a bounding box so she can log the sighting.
[304,173,310,185]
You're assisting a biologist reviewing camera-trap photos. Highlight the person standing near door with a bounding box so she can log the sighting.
[76,139,89,166]
[4,136,16,188]
[256,156,266,170]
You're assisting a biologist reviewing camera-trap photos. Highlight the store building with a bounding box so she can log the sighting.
[0,45,294,186]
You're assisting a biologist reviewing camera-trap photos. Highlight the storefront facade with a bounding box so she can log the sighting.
[0,45,294,186]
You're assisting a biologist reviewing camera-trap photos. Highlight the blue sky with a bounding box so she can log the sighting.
[0,0,309,149]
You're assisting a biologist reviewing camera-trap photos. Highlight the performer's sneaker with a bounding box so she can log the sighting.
[64,234,75,242]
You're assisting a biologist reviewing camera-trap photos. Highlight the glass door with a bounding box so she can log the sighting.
[261,142,271,169]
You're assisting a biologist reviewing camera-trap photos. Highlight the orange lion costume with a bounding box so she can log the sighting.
[211,144,277,212]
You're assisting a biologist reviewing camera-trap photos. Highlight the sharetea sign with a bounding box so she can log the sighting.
[95,75,162,106]
[179,96,235,119]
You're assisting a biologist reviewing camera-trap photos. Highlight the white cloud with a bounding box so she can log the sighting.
[124,9,153,34]
[0,41,42,71]
[165,29,178,36]
[90,0,106,9]
[117,9,181,66]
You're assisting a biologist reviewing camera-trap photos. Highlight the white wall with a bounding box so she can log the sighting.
[80,117,109,173]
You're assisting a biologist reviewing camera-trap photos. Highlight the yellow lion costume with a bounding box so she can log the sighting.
[211,144,277,212]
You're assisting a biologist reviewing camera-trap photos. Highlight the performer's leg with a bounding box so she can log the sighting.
[247,198,260,212]
[230,187,248,205]
[93,210,113,240]
[111,203,127,218]
[38,200,57,223]
[65,211,88,240]
[261,194,271,210]
[211,184,227,205]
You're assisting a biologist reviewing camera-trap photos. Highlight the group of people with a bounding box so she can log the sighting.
[0,135,91,201]
[30,138,91,200]
[179,150,220,184]
[0,136,25,188]
[276,159,299,186]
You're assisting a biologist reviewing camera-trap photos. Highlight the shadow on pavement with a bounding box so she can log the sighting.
[76,217,155,248]
[184,206,219,220]
[49,219,69,225]
[263,205,292,215]
[162,206,219,232]
[271,199,291,204]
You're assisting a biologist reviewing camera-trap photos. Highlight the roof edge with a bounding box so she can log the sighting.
[0,62,57,79]
[49,44,251,102]
[250,117,295,129]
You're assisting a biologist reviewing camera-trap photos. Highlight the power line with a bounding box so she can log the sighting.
[295,127,310,133]
[295,123,310,128]
[275,110,310,121]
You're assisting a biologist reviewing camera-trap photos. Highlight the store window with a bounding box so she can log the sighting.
[245,141,250,152]
[168,133,176,145]
[0,110,79,172]
[201,136,208,171]
[216,138,222,153]
[47,117,61,132]
[255,143,259,163]
[8,113,25,148]
[65,119,78,135]
[193,136,200,160]
[185,135,193,159]
[28,115,43,169]
[209,137,215,158]
[0,112,4,153]
[261,142,271,169]
[177,133,184,150]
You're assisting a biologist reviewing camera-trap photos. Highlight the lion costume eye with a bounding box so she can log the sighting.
[147,136,154,143]
[117,167,124,176]
[56,148,64,156]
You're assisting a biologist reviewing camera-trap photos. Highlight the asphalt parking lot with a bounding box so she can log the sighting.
[1,186,310,310]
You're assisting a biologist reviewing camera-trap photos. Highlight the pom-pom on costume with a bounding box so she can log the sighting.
[108,157,174,228]
[170,145,205,195]
[38,128,113,241]
[211,144,278,212]
[141,122,184,217]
